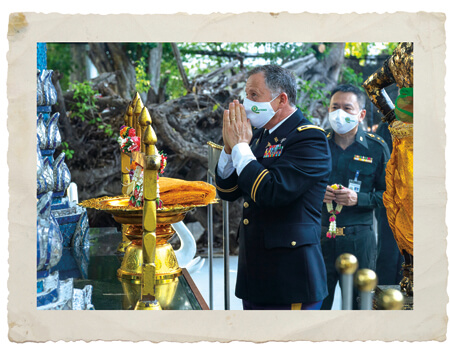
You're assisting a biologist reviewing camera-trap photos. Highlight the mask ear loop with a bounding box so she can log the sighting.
[270,93,282,114]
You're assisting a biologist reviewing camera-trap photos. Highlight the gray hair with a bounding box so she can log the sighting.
[248,65,297,106]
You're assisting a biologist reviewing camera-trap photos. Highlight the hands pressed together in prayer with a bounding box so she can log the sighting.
[323,185,358,206]
[223,99,253,154]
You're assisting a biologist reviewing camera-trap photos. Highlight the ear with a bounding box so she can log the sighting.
[277,92,289,107]
[358,109,367,122]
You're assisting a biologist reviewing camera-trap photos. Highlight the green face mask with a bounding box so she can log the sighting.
[394,87,413,123]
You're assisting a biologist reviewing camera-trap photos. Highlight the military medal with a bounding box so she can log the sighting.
[353,155,373,163]
[263,144,283,158]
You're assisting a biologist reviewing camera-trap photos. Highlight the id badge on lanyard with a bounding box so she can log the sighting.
[348,170,361,193]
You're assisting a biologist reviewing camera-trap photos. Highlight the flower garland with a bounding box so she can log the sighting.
[159,152,167,176]
[118,126,140,153]
[128,163,144,207]
[125,151,168,209]
[326,183,343,238]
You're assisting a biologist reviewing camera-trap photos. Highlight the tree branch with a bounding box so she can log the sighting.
[171,43,191,92]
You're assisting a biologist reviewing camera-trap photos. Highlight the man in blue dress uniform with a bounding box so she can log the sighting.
[215,65,331,310]
[320,84,390,309]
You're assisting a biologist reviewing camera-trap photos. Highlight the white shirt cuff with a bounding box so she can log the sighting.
[232,143,256,176]
[217,149,235,179]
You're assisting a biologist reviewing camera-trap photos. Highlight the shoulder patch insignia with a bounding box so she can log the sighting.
[297,125,325,133]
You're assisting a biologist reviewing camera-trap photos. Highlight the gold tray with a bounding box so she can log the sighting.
[79,195,217,224]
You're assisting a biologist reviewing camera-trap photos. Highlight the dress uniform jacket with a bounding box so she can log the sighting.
[321,127,390,227]
[215,109,332,305]
[319,126,390,309]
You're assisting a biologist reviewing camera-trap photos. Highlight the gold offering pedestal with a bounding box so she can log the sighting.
[80,195,195,283]
[82,92,214,310]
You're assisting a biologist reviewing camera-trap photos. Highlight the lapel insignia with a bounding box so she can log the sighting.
[266,142,271,148]
[264,144,283,158]
[353,155,373,163]
[274,137,279,143]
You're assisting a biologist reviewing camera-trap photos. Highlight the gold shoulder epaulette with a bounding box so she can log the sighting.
[297,125,325,133]
[366,132,388,145]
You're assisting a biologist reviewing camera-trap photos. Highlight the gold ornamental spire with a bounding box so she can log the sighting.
[142,108,157,156]
[124,102,133,127]
[139,107,152,153]
[133,97,144,136]
[131,91,141,108]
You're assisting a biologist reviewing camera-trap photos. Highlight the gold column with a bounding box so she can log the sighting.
[118,101,135,253]
[121,101,133,195]
[135,105,161,310]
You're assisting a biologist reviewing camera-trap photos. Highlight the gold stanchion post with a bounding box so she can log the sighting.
[335,253,358,310]
[355,269,378,310]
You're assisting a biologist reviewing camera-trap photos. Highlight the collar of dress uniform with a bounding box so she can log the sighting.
[328,124,369,149]
[253,109,303,154]
[266,108,298,135]
[355,125,369,149]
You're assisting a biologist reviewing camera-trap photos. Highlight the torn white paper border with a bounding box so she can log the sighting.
[6,11,448,343]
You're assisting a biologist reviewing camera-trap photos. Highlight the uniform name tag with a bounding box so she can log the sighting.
[348,179,361,192]
[348,170,361,192]
[263,144,283,158]
[353,155,373,163]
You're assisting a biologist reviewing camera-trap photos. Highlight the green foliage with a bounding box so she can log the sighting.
[61,141,74,160]
[345,42,371,59]
[339,66,364,89]
[135,57,151,93]
[98,122,116,137]
[125,43,188,99]
[345,42,399,65]
[68,81,117,138]
[380,42,399,55]
[46,43,73,90]
[68,81,99,121]
[297,80,330,122]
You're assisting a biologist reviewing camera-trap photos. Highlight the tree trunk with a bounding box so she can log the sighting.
[171,43,191,92]
[284,43,346,124]
[70,43,89,83]
[87,43,136,99]
[146,43,163,104]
